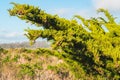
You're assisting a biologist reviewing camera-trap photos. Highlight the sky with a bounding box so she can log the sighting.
[0,0,120,43]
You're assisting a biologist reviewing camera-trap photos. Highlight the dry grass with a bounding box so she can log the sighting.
[0,48,74,80]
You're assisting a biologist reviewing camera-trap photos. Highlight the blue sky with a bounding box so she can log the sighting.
[0,0,120,43]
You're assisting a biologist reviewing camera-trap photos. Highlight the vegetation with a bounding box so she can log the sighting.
[1,2,120,80]
[0,48,74,80]
[0,41,49,49]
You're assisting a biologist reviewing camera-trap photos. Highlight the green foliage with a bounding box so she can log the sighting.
[2,55,11,63]
[19,63,43,77]
[9,3,120,79]
[47,63,71,79]
[0,48,4,53]
[0,48,8,54]
[19,63,35,76]
[12,54,20,62]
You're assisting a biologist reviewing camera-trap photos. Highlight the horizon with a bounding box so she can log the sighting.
[1,0,120,43]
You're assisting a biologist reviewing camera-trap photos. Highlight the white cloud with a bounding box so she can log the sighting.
[92,0,120,11]
[75,9,97,18]
[75,9,89,17]
[54,8,69,15]
[4,32,23,38]
[52,8,71,15]
[0,29,7,33]
[51,7,104,19]
[0,31,23,38]
[50,8,74,18]
[0,31,27,43]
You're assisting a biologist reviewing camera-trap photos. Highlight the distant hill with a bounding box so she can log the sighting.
[0,41,50,49]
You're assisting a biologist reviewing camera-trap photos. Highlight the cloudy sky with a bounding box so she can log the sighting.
[0,0,120,43]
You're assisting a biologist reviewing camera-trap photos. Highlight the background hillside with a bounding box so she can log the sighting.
[0,41,50,49]
[0,48,75,80]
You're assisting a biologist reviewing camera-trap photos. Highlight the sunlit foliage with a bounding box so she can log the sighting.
[9,3,120,79]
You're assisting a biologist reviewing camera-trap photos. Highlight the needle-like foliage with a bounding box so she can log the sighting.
[9,3,120,79]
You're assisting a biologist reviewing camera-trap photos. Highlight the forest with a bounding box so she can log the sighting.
[0,2,120,80]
